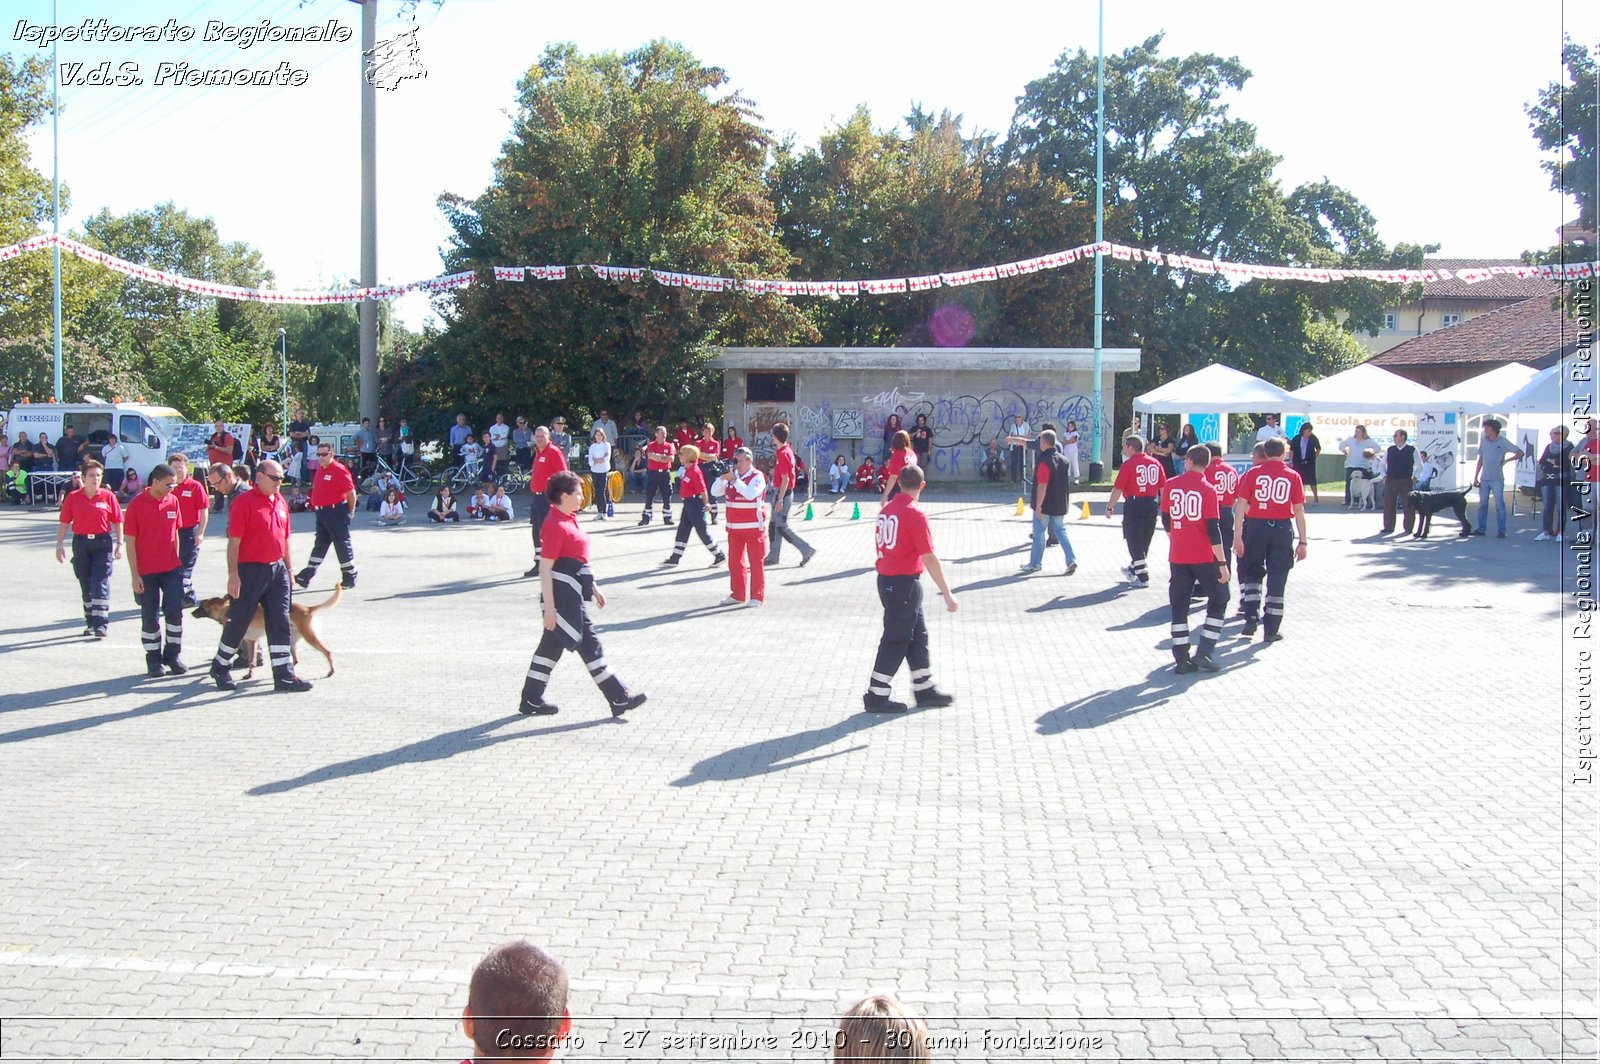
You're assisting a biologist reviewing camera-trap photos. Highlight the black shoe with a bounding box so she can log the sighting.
[294,570,312,589]
[764,556,779,567]
[340,576,357,589]
[519,698,559,716]
[274,677,314,693]
[1193,652,1221,673]
[661,556,680,566]
[709,513,718,525]
[863,693,908,713]
[609,692,647,717]
[663,516,673,525]
[1471,529,1486,536]
[93,627,108,639]
[1241,620,1259,637]
[523,567,539,578]
[82,626,94,637]
[210,666,237,691]
[1496,531,1505,539]
[638,514,650,526]
[1174,658,1198,675]
[181,596,197,608]
[147,661,166,679]
[914,688,954,708]
[711,552,726,567]
[1264,631,1284,643]
[801,550,817,568]
[165,659,189,676]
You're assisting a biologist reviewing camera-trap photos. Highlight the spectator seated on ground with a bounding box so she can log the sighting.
[484,486,515,522]
[830,455,850,493]
[981,436,1006,481]
[836,994,931,1063]
[466,486,491,520]
[117,467,142,503]
[367,470,402,511]
[285,485,310,513]
[794,455,809,493]
[461,941,570,1064]
[853,457,878,492]
[376,489,406,526]
[4,460,25,504]
[429,487,460,523]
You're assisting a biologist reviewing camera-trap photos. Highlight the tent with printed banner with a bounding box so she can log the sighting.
[1289,362,1454,414]
[1132,363,1299,414]
[1435,363,1540,411]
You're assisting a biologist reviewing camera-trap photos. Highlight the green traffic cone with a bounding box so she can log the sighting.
[804,502,814,521]
[851,502,861,520]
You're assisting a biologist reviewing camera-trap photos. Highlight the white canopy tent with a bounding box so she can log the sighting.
[1133,362,1299,414]
[1289,362,1451,414]
[1505,361,1572,414]
[1435,363,1538,410]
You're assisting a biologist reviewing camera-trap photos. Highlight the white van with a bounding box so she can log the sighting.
[4,399,240,483]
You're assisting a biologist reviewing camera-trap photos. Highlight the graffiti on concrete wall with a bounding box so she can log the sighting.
[744,405,794,461]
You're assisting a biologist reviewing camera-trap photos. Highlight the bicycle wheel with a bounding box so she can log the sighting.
[400,464,431,496]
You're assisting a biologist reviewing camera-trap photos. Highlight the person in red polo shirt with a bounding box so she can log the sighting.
[1232,437,1309,642]
[638,426,676,527]
[673,419,696,450]
[167,453,209,607]
[209,459,312,693]
[294,440,359,590]
[864,464,957,712]
[1202,444,1241,565]
[722,423,743,457]
[523,424,570,578]
[1105,434,1166,587]
[206,420,236,470]
[662,443,725,567]
[124,462,187,677]
[695,421,722,525]
[54,458,123,637]
[1161,446,1231,675]
[519,470,647,718]
[765,422,816,566]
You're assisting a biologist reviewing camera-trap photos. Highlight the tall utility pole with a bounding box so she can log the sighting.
[357,0,379,425]
[51,0,62,402]
[1090,0,1106,479]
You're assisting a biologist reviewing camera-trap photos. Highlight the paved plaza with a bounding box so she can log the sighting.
[0,487,1593,1061]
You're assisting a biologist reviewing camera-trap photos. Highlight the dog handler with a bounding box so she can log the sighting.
[1162,446,1230,674]
[864,465,958,712]
[519,470,647,718]
[168,453,209,607]
[210,460,313,693]
[1233,437,1308,642]
[1105,435,1165,587]
[54,458,122,638]
[124,463,187,677]
[294,441,359,590]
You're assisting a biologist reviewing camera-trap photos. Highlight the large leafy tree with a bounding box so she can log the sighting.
[0,334,147,411]
[422,40,811,432]
[1528,38,1598,235]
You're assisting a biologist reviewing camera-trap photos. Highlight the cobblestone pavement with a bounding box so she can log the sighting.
[1,490,1593,1061]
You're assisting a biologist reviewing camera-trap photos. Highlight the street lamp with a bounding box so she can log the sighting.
[277,327,288,431]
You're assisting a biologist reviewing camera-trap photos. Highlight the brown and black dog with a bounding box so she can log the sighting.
[191,585,341,678]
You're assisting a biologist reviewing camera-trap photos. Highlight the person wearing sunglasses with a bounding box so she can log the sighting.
[294,443,359,591]
[520,470,646,718]
[208,459,313,693]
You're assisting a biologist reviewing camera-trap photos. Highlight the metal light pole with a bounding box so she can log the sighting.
[1090,0,1105,479]
[51,0,62,402]
[278,328,289,430]
[357,0,379,426]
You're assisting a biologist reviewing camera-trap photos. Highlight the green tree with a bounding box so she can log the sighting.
[144,311,276,422]
[424,40,811,432]
[0,334,148,411]
[1528,38,1598,234]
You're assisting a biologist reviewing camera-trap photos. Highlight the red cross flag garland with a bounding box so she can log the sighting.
[2,233,1596,306]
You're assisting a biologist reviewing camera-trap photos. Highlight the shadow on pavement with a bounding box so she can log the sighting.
[249,715,616,795]
[782,566,874,587]
[1025,585,1131,613]
[671,707,929,786]
[1036,664,1196,732]
[0,679,218,740]
[366,575,531,602]
[1106,602,1171,632]
[947,544,1027,565]
[597,604,731,632]
[1356,531,1564,591]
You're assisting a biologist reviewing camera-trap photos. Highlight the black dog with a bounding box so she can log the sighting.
[1409,489,1471,539]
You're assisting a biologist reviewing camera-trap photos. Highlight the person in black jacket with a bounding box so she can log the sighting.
[1018,429,1078,575]
[1535,425,1575,541]
[1382,429,1417,535]
[1290,423,1322,503]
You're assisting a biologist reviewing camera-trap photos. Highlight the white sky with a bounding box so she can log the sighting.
[12,0,1599,330]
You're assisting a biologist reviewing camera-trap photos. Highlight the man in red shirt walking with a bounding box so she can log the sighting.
[124,462,187,677]
[210,459,313,693]
[1232,437,1309,642]
[865,465,958,712]
[54,458,123,637]
[639,426,676,526]
[765,423,816,567]
[294,440,359,590]
[1104,435,1166,587]
[1161,446,1231,674]
[523,425,569,578]
[168,453,209,607]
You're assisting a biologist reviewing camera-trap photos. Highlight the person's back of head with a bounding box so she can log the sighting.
[835,993,930,1063]
[1263,438,1285,460]
[464,940,570,1061]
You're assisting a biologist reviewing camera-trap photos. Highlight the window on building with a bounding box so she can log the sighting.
[1442,314,1462,327]
[1383,313,1397,331]
[746,372,796,403]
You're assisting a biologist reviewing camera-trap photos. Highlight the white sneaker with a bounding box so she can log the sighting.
[1555,534,1565,543]
[747,599,763,607]
[1534,532,1551,541]
[719,595,741,606]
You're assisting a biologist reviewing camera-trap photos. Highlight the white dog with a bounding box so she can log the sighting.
[1349,474,1383,511]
